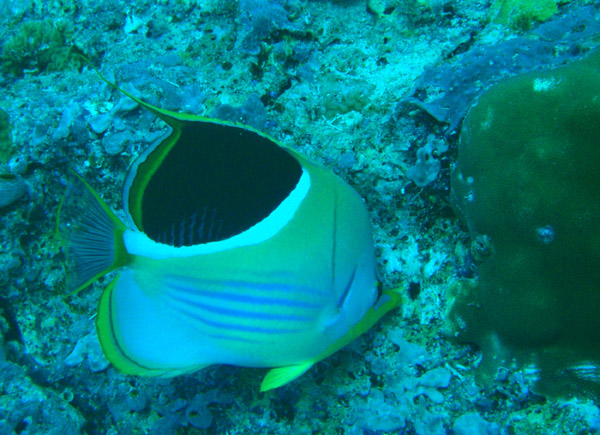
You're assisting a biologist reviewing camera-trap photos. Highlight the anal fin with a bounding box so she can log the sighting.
[260,362,314,392]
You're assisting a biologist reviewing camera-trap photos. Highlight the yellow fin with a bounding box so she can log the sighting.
[91,67,273,137]
[93,67,231,127]
[97,272,209,378]
[260,362,314,392]
[93,68,188,127]
[97,274,166,376]
[95,274,150,376]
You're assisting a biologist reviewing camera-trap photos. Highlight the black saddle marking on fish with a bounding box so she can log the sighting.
[139,122,302,246]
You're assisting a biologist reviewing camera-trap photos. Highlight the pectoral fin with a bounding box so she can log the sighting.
[260,362,314,392]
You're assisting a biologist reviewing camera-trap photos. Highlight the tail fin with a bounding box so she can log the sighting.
[56,173,130,293]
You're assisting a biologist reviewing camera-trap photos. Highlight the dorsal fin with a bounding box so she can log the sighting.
[93,68,212,128]
[91,67,286,141]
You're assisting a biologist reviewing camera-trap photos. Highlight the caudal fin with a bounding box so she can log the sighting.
[56,173,130,293]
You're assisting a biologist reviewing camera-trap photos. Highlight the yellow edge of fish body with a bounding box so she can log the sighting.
[96,275,154,376]
[260,286,403,392]
[100,154,377,374]
[97,273,208,377]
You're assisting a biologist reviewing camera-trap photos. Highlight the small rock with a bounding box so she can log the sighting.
[87,113,113,134]
[102,130,135,155]
[65,330,109,373]
[0,174,26,208]
[53,102,80,140]
[453,412,499,435]
[8,155,28,175]
[419,367,452,389]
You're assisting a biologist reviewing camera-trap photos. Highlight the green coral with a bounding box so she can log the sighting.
[319,73,375,119]
[489,0,559,31]
[1,19,86,77]
[0,109,14,164]
[448,48,600,399]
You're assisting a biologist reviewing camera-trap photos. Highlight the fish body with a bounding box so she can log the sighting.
[58,72,401,390]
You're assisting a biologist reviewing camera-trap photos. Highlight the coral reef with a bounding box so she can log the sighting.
[0,174,26,208]
[1,0,600,432]
[0,109,14,164]
[406,4,600,131]
[489,0,558,30]
[1,19,86,77]
[448,48,600,399]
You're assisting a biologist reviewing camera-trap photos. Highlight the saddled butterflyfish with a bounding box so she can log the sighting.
[57,72,402,391]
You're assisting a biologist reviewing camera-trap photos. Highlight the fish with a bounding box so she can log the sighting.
[57,71,402,391]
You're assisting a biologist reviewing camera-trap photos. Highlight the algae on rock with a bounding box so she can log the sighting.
[1,19,86,77]
[0,109,14,164]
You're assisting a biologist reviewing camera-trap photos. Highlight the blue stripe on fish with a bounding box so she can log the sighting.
[206,333,264,343]
[165,298,299,334]
[220,279,324,296]
[165,282,322,309]
[165,274,326,297]
[168,293,313,322]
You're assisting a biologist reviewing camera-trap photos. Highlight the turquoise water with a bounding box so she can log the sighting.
[0,0,599,433]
